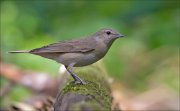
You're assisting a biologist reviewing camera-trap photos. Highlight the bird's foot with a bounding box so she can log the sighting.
[71,80,86,85]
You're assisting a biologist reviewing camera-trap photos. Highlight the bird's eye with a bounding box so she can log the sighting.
[106,31,111,35]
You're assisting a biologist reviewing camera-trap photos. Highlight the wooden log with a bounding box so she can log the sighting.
[54,66,112,111]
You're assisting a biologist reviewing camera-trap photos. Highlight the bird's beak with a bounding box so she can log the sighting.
[115,33,124,38]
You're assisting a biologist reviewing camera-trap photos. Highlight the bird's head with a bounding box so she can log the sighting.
[93,28,124,45]
[94,28,124,39]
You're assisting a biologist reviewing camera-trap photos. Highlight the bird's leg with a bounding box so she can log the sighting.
[65,64,86,85]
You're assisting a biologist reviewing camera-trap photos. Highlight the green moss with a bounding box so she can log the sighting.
[61,66,112,110]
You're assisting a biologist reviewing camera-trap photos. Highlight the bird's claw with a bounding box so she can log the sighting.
[71,80,86,85]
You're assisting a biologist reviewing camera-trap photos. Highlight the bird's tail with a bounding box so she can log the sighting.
[8,50,30,53]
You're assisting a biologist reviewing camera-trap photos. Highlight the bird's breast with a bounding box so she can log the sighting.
[94,43,109,58]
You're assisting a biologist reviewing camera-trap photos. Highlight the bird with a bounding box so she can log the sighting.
[9,28,124,84]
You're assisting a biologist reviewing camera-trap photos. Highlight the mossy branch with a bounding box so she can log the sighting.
[54,65,112,111]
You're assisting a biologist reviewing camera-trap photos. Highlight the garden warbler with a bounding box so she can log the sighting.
[9,28,124,84]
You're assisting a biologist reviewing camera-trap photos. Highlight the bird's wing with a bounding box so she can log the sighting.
[30,38,96,53]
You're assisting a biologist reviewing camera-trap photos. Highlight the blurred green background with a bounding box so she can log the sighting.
[0,0,179,108]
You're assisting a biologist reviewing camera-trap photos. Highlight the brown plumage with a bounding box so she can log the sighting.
[9,28,124,84]
[30,38,96,53]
